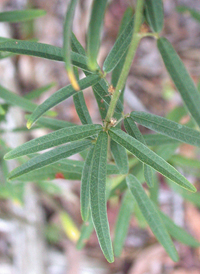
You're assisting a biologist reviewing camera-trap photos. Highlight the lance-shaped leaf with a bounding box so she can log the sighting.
[25,116,76,130]
[87,0,108,70]
[0,84,56,116]
[130,111,200,148]
[0,41,91,72]
[81,146,95,221]
[7,139,92,180]
[93,88,108,120]
[0,9,46,22]
[111,139,128,174]
[24,82,55,100]
[103,15,134,73]
[124,117,154,187]
[144,134,179,146]
[157,37,200,127]
[63,0,79,90]
[109,127,196,192]
[145,0,164,33]
[160,211,200,248]
[126,175,179,262]
[71,33,86,56]
[90,131,114,263]
[113,190,134,257]
[27,74,100,128]
[5,124,102,159]
[73,91,93,124]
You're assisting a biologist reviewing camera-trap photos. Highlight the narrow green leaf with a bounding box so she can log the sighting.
[26,116,76,130]
[87,0,108,70]
[149,172,159,205]
[7,140,92,180]
[143,134,179,146]
[160,211,200,248]
[24,82,55,100]
[170,154,200,169]
[109,127,196,192]
[90,131,114,263]
[176,6,200,23]
[126,174,179,262]
[0,105,5,115]
[131,111,200,148]
[157,37,200,127]
[0,9,46,22]
[73,91,93,124]
[63,0,79,90]
[0,40,91,72]
[5,124,102,159]
[93,88,108,120]
[111,139,128,174]
[103,16,134,73]
[124,117,154,187]
[76,214,94,250]
[27,74,100,128]
[81,146,95,221]
[0,84,56,116]
[71,33,86,56]
[113,190,134,257]
[145,0,164,33]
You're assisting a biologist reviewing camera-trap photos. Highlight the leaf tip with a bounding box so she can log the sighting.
[26,120,33,129]
[68,71,80,91]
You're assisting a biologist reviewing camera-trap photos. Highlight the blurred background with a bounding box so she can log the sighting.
[0,0,200,273]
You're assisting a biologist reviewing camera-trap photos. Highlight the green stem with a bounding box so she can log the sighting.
[104,0,144,126]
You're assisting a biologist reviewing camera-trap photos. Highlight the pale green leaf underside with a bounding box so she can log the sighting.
[8,140,92,180]
[90,131,114,263]
[109,127,196,192]
[131,111,200,148]
[126,175,179,262]
[5,124,102,159]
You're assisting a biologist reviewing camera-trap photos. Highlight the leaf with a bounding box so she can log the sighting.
[160,211,200,248]
[7,139,92,180]
[157,37,200,127]
[0,40,91,72]
[90,131,114,263]
[26,116,76,130]
[149,172,159,205]
[176,6,200,23]
[0,9,46,22]
[27,74,100,128]
[113,190,134,257]
[87,0,108,70]
[73,91,93,124]
[0,105,5,115]
[5,124,102,159]
[24,82,55,100]
[63,0,79,90]
[81,146,95,221]
[93,88,108,120]
[76,214,94,250]
[126,174,179,262]
[103,16,134,73]
[143,134,179,146]
[59,211,80,242]
[110,139,129,174]
[130,111,200,148]
[145,0,164,33]
[71,32,86,56]
[109,127,196,192]
[124,117,154,187]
